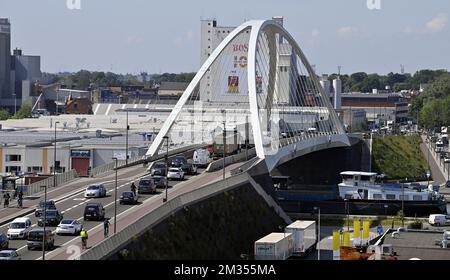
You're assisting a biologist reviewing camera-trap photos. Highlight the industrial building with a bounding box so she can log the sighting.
[0,18,11,103]
[0,116,154,177]
[0,18,42,113]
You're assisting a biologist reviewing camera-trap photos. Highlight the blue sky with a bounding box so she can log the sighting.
[1,0,449,75]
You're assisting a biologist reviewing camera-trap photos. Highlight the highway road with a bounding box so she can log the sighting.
[0,160,241,260]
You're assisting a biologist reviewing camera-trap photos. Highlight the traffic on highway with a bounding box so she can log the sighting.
[0,152,208,260]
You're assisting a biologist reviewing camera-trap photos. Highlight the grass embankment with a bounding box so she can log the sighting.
[117,184,286,260]
[372,135,429,180]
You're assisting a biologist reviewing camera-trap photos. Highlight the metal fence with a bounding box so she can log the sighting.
[89,156,142,178]
[26,169,79,196]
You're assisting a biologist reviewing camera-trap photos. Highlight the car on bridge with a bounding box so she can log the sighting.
[84,184,107,198]
[170,155,188,168]
[35,200,57,217]
[27,228,55,251]
[56,219,83,235]
[0,250,21,260]
[7,217,32,239]
[84,202,106,221]
[445,180,450,188]
[138,177,156,194]
[0,234,9,250]
[181,162,197,175]
[167,167,185,181]
[119,191,138,205]
[152,175,167,188]
[37,210,64,227]
[149,162,167,176]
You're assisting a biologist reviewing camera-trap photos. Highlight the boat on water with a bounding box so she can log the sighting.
[274,171,447,216]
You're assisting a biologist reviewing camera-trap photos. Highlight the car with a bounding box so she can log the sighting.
[56,219,83,235]
[0,234,8,250]
[170,155,187,167]
[84,184,107,198]
[167,167,184,181]
[138,177,156,194]
[84,203,105,221]
[7,217,32,239]
[37,210,64,227]
[181,162,197,175]
[119,191,138,205]
[152,175,167,188]
[445,180,450,188]
[27,228,55,250]
[149,162,167,176]
[35,200,56,217]
[445,157,450,163]
[0,250,21,260]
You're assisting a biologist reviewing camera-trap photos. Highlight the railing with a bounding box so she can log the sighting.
[80,171,250,260]
[26,169,79,196]
[89,156,142,178]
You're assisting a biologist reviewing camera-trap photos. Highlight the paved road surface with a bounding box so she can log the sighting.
[0,161,243,260]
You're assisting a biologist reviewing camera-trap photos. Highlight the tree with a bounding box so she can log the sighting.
[0,108,10,120]
[11,104,32,119]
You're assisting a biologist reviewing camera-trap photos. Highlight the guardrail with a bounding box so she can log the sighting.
[206,148,257,173]
[26,169,79,196]
[89,156,142,178]
[81,171,250,260]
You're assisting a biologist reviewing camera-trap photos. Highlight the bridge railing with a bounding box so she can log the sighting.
[80,170,250,260]
[25,169,79,196]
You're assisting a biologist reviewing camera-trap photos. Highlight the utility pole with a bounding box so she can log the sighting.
[125,110,129,165]
[113,157,118,234]
[163,136,169,203]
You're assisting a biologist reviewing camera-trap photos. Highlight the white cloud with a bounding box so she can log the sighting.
[337,26,359,37]
[425,13,447,33]
[306,28,320,47]
[126,35,143,46]
[173,30,194,47]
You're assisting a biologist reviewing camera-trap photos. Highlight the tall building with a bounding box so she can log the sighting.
[0,18,11,100]
[11,48,42,105]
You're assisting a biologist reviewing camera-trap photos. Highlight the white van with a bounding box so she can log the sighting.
[7,217,32,239]
[193,149,210,167]
[429,214,449,226]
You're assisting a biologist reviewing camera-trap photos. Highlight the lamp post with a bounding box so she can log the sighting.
[313,206,321,261]
[344,199,349,231]
[221,109,226,181]
[112,157,118,234]
[12,93,16,115]
[125,110,129,165]
[402,179,405,227]
[278,225,286,260]
[163,136,169,203]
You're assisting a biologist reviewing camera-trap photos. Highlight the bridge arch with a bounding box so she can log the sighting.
[146,19,349,171]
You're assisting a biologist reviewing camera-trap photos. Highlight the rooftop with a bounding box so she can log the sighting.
[256,232,292,243]
[381,230,450,260]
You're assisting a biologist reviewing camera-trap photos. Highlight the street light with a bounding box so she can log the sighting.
[112,157,118,234]
[344,199,349,231]
[163,136,169,203]
[278,225,286,260]
[12,93,16,115]
[43,121,59,260]
[313,206,321,261]
[125,110,129,165]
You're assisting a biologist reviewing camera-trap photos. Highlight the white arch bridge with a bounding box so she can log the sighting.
[145,19,350,172]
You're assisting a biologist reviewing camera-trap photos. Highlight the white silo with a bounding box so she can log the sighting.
[320,75,331,98]
[333,78,342,110]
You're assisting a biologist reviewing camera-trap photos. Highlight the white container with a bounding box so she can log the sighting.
[255,232,293,260]
[285,220,317,256]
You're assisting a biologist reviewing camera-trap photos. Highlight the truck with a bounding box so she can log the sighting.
[192,148,210,167]
[285,220,317,257]
[212,130,242,157]
[254,232,293,260]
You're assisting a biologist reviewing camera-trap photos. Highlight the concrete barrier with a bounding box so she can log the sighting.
[206,148,256,173]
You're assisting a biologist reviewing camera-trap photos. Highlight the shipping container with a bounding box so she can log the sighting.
[254,232,293,260]
[285,220,317,257]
